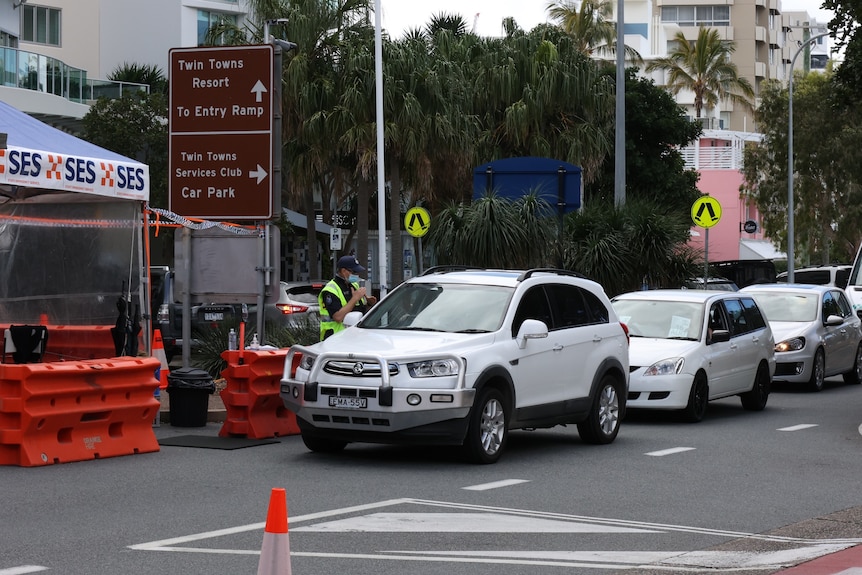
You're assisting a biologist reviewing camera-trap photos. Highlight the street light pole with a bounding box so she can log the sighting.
[787,31,829,283]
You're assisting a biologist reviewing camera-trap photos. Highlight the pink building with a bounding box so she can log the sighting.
[682,132,785,263]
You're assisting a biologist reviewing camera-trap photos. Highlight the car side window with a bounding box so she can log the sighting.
[835,290,854,317]
[708,302,729,342]
[583,289,610,323]
[740,297,766,330]
[823,291,842,319]
[512,286,553,337]
[723,298,749,336]
[546,284,590,329]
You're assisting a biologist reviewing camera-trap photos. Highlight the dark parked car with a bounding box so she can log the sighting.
[150,266,241,361]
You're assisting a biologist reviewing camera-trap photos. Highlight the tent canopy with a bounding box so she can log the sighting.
[0,100,149,203]
[0,101,149,336]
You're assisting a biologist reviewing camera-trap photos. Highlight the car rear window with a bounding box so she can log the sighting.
[286,284,323,304]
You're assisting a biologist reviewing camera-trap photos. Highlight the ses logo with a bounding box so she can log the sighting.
[5,149,146,191]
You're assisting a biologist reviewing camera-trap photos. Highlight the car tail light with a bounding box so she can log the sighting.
[276,303,309,315]
[620,322,630,345]
[157,304,170,323]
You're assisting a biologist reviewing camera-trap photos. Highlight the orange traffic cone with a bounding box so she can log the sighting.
[257,488,291,575]
[152,329,169,389]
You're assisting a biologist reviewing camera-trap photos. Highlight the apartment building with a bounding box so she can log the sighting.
[2,0,250,124]
[617,0,829,132]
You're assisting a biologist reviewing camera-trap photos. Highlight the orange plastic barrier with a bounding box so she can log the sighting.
[1,324,117,361]
[219,350,300,439]
[0,357,161,466]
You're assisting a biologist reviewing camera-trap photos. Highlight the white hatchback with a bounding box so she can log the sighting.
[612,290,775,422]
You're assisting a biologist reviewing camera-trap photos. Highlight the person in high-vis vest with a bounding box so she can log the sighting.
[318,255,378,340]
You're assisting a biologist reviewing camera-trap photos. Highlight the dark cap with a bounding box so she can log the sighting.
[337,255,365,274]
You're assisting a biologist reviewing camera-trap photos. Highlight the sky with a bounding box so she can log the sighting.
[380,0,834,40]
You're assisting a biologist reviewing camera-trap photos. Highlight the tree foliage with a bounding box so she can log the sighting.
[645,27,754,118]
[591,68,702,210]
[741,71,862,264]
[82,93,169,208]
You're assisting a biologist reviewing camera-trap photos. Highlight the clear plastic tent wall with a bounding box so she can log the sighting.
[0,198,143,325]
[0,100,150,329]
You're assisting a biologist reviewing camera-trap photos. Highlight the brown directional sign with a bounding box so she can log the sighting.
[169,45,273,219]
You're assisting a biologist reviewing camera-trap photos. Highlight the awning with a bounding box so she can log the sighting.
[739,239,786,260]
[284,208,333,235]
[0,100,149,202]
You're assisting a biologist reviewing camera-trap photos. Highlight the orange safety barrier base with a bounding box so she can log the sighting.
[1,324,118,362]
[0,357,161,466]
[219,350,300,439]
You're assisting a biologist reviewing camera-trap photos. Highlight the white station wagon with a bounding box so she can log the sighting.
[280,267,630,463]
[612,290,775,422]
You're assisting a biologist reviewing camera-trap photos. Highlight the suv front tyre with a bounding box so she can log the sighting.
[462,387,510,464]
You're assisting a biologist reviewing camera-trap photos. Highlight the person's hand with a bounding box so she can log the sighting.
[352,286,367,302]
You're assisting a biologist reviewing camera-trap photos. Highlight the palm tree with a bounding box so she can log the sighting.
[646,27,754,120]
[546,0,641,63]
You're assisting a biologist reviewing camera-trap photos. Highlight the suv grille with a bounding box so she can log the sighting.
[323,360,400,377]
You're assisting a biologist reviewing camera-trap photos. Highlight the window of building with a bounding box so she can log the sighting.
[21,5,60,46]
[197,10,238,46]
[661,5,730,27]
[810,54,828,69]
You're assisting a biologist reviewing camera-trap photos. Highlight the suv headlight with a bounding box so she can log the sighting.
[644,357,684,376]
[298,353,316,371]
[775,337,805,352]
[407,359,459,378]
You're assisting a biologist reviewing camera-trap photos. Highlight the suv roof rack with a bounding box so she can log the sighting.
[421,265,485,276]
[518,268,588,281]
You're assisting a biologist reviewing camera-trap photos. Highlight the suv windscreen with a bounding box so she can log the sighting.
[360,283,513,333]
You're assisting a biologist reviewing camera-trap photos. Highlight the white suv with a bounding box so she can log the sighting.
[280,268,630,463]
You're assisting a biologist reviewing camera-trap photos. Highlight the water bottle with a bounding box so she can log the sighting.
[249,334,260,350]
[228,328,237,350]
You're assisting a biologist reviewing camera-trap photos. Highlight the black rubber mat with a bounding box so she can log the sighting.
[158,435,279,450]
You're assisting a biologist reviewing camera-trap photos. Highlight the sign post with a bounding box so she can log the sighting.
[169,45,273,219]
[691,196,722,285]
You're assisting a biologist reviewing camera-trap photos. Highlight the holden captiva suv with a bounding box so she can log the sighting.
[280,267,630,463]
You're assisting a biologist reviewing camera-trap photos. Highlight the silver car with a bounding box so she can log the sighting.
[264,280,325,328]
[740,284,862,391]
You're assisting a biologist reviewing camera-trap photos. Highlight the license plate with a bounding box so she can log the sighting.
[204,312,224,321]
[329,396,367,409]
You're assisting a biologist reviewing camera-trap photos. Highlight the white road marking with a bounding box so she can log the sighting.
[778,424,819,432]
[835,569,862,575]
[0,568,49,575]
[292,512,659,533]
[645,447,696,456]
[129,498,862,571]
[463,479,530,491]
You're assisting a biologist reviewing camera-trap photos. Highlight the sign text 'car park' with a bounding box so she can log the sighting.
[169,45,273,219]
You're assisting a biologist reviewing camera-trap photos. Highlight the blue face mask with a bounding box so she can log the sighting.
[348,274,360,284]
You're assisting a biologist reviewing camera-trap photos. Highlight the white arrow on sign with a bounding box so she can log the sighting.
[250,80,268,102]
[248,164,268,184]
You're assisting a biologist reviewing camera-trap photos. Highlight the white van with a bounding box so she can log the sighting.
[846,250,862,317]
[777,265,852,289]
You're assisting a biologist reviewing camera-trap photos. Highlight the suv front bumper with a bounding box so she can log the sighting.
[280,347,476,444]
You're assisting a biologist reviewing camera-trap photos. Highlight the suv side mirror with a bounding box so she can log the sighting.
[516,319,548,349]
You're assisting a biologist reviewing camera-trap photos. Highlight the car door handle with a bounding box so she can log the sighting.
[553,344,564,351]
[751,336,759,344]
[593,335,602,342]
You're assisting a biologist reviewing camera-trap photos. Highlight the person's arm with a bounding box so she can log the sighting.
[332,286,367,322]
